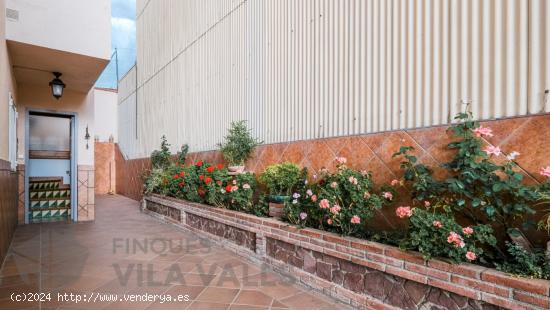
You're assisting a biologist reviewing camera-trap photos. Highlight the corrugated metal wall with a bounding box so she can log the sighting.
[118,0,550,159]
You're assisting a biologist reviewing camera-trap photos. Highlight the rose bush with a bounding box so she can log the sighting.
[283,158,392,236]
[398,206,496,263]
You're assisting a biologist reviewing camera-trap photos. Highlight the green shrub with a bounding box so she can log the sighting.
[260,162,302,196]
[177,144,189,166]
[151,135,172,170]
[496,242,550,279]
[218,121,262,166]
[144,168,168,195]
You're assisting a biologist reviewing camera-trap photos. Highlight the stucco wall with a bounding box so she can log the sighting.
[93,88,118,142]
[0,0,17,161]
[5,0,111,60]
[16,84,95,166]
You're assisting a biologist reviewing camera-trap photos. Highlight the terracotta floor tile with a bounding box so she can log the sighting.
[186,301,229,310]
[228,305,268,310]
[0,195,350,310]
[164,284,206,300]
[232,289,273,306]
[196,287,239,303]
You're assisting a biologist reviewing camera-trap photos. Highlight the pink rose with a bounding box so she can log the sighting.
[330,182,338,189]
[383,192,393,201]
[391,179,400,186]
[364,192,371,199]
[396,206,413,219]
[424,201,431,207]
[432,221,442,228]
[484,145,502,157]
[335,157,347,165]
[540,166,550,178]
[447,232,464,248]
[472,125,494,138]
[311,195,318,202]
[351,215,361,224]
[466,251,477,261]
[306,189,313,196]
[327,218,333,225]
[330,205,341,215]
[319,199,330,209]
[348,176,358,185]
[462,227,474,235]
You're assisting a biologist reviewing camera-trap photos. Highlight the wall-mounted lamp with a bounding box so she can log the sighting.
[85,126,90,149]
[49,72,66,99]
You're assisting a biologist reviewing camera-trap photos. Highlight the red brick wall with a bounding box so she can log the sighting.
[117,114,550,240]
[94,142,116,195]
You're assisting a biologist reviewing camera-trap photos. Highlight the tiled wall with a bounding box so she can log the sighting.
[77,165,95,221]
[117,114,550,239]
[17,164,25,224]
[0,160,18,264]
[94,142,116,194]
[16,164,96,223]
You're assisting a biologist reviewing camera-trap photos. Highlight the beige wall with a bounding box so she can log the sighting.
[0,0,18,161]
[5,0,111,60]
[16,84,95,165]
[93,88,118,142]
[119,0,550,160]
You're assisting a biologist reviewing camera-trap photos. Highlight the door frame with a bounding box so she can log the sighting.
[25,109,78,223]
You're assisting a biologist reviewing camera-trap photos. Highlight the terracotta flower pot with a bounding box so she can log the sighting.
[269,202,285,219]
[228,165,245,173]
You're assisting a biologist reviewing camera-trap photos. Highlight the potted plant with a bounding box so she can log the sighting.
[260,162,302,217]
[218,121,262,173]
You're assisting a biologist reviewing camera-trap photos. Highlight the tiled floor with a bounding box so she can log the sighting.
[0,195,351,310]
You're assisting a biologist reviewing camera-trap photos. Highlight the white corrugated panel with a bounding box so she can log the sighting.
[118,0,549,160]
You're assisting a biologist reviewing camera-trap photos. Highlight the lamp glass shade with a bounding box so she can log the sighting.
[51,84,64,98]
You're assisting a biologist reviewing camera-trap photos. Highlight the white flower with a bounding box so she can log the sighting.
[243,183,251,190]
[304,180,308,185]
[292,193,301,199]
[306,189,313,196]
[220,189,226,194]
[506,151,520,161]
[292,199,298,204]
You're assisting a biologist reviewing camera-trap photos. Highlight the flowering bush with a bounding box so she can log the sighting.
[159,160,267,216]
[399,207,496,263]
[283,158,391,236]
[394,111,543,238]
[392,110,550,269]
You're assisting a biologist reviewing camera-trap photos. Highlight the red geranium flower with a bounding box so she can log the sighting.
[178,182,185,188]
[204,177,212,184]
[199,175,205,181]
[198,189,205,196]
[206,166,215,173]
[225,185,233,193]
[196,160,203,167]
[216,180,223,186]
[217,164,224,169]
[173,174,179,179]
[179,171,185,177]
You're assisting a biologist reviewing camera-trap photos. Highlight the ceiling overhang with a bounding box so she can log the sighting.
[7,40,109,93]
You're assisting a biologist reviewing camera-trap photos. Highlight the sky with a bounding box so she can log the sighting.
[96,0,136,89]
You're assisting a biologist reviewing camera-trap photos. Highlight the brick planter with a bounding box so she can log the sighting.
[143,195,550,310]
